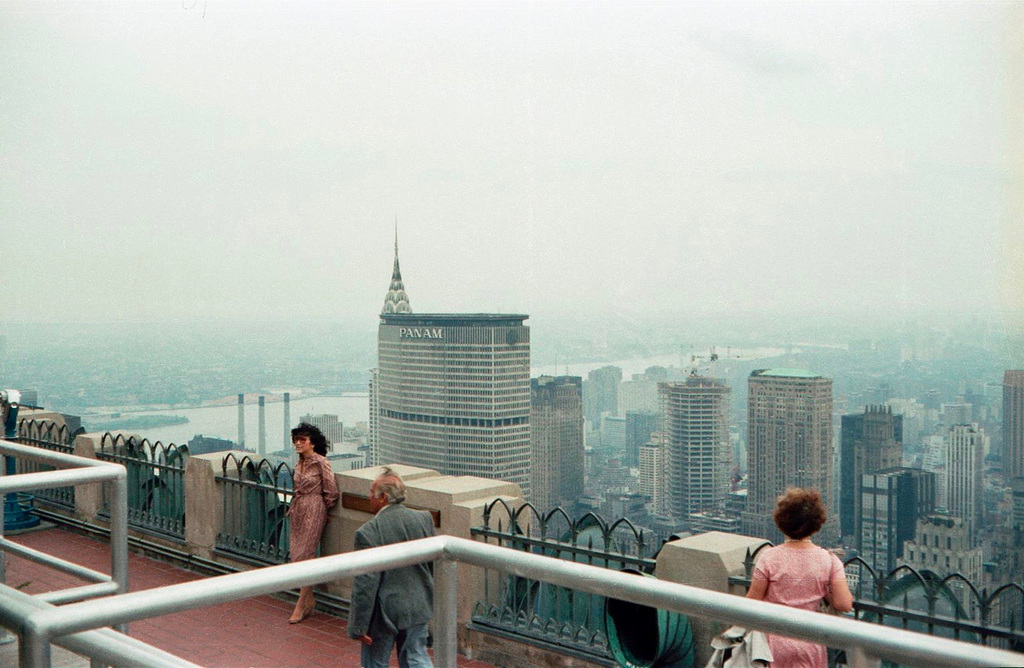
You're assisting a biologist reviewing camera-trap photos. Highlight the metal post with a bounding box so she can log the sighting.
[109,470,129,635]
[433,558,458,668]
[21,617,51,668]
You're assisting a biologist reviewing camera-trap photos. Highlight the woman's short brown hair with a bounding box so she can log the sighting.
[773,487,827,540]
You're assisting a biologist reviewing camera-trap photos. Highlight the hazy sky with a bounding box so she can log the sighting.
[1,1,1021,326]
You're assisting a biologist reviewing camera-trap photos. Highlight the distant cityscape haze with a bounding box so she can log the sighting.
[1,1,1021,329]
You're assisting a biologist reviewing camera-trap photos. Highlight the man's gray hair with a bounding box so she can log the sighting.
[373,466,406,504]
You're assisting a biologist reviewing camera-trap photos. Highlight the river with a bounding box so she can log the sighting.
[91,346,786,447]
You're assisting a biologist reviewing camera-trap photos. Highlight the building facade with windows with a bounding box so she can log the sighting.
[859,467,935,574]
[376,313,531,495]
[743,368,836,544]
[659,375,732,522]
[840,405,904,541]
[530,375,584,511]
[945,423,987,544]
[1005,370,1024,481]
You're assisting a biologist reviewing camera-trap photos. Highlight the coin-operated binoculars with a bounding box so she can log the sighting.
[1,389,41,531]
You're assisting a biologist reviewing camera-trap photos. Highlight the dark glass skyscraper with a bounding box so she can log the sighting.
[840,405,903,540]
[1004,370,1024,481]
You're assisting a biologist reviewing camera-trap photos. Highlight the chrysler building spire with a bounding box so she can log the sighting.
[381,220,412,314]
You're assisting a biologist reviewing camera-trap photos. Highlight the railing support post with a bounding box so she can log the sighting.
[434,558,458,668]
[20,621,51,668]
[109,469,129,635]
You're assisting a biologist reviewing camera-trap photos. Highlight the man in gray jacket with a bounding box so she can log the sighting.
[348,467,436,668]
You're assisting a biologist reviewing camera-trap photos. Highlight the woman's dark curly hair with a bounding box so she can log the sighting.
[773,487,827,540]
[290,422,329,456]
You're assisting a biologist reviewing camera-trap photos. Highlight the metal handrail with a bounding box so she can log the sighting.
[0,439,128,596]
[14,534,1024,668]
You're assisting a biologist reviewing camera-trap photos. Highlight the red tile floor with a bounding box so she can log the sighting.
[1,525,495,668]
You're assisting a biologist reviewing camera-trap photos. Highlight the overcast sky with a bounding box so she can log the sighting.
[1,1,1021,327]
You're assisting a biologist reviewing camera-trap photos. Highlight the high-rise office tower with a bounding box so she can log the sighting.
[859,467,935,574]
[600,414,627,456]
[945,423,987,543]
[237,393,245,449]
[902,514,983,583]
[381,227,412,315]
[258,395,266,458]
[659,375,732,522]
[840,405,904,540]
[638,441,666,514]
[624,410,659,468]
[300,413,344,449]
[583,366,622,425]
[368,230,412,467]
[376,312,531,494]
[1004,370,1024,481]
[368,368,380,467]
[530,375,584,511]
[283,392,291,450]
[1007,477,1024,586]
[619,376,660,415]
[743,369,836,544]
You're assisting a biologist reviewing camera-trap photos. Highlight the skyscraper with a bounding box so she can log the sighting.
[376,313,531,494]
[624,410,659,468]
[743,369,836,544]
[945,423,987,543]
[1004,370,1024,481]
[299,413,344,449]
[583,366,622,425]
[369,234,532,492]
[638,440,666,515]
[840,405,904,540]
[659,375,732,522]
[859,467,935,574]
[530,375,584,511]
[369,228,411,467]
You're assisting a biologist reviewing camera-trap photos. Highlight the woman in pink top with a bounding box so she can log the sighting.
[746,488,854,667]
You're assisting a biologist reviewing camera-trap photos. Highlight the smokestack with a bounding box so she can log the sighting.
[283,392,291,450]
[237,394,245,449]
[258,395,267,458]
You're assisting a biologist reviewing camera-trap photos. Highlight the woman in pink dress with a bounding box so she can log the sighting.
[746,488,854,667]
[286,422,339,624]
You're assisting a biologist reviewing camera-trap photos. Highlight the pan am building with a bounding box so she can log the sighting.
[376,312,531,495]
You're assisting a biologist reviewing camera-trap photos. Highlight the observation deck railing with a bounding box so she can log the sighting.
[95,433,188,541]
[8,530,1024,668]
[470,499,657,664]
[13,420,77,510]
[0,438,193,666]
[214,454,293,565]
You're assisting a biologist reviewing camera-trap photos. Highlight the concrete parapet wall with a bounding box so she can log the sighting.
[184,450,249,558]
[72,433,104,521]
[655,530,768,667]
[331,463,524,654]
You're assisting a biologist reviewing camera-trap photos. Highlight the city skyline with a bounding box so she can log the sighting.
[1,1,1022,328]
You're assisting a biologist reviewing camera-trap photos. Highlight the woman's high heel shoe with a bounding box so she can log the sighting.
[288,602,315,624]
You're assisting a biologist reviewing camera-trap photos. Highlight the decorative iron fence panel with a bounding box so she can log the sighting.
[470,501,659,663]
[731,541,1024,661]
[14,419,76,509]
[214,454,292,565]
[95,433,188,540]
